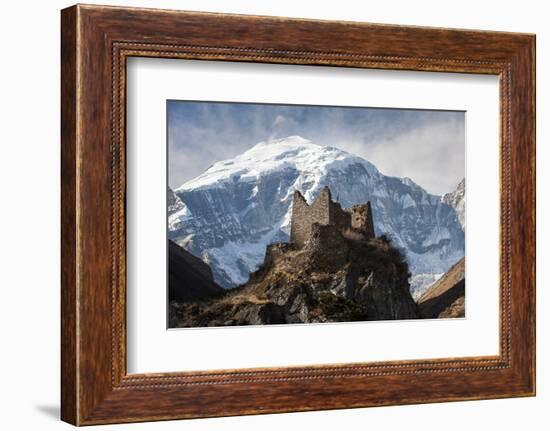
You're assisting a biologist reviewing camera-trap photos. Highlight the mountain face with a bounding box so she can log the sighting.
[168,136,465,290]
[443,179,465,230]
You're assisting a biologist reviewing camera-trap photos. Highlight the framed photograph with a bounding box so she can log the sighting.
[165,101,464,329]
[61,4,535,425]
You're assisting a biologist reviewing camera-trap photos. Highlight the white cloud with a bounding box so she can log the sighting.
[168,102,464,196]
[333,117,465,195]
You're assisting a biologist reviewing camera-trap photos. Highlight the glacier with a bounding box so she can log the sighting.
[168,136,465,292]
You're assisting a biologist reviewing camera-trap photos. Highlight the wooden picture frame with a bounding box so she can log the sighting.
[61,4,535,425]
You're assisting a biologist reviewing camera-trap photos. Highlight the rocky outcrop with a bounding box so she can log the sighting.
[169,234,419,328]
[168,240,224,303]
[418,257,465,318]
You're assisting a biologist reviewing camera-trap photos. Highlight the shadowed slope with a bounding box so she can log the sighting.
[418,257,465,318]
[168,240,224,302]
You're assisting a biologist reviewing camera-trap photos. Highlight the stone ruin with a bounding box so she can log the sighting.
[289,186,375,248]
[261,186,376,272]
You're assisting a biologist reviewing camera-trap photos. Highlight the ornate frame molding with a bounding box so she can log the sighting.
[61,5,535,425]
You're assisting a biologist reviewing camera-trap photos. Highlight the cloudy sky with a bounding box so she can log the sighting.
[167,101,464,196]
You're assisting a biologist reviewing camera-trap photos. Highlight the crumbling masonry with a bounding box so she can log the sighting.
[290,186,375,248]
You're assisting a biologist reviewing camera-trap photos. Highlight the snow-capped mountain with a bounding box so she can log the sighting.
[443,179,465,230]
[169,136,465,290]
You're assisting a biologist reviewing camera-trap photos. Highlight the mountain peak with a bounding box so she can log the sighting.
[259,135,312,147]
[241,135,319,158]
[178,136,377,192]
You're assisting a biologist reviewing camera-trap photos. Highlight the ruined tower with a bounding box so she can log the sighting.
[289,186,374,248]
[350,203,375,239]
[290,187,339,248]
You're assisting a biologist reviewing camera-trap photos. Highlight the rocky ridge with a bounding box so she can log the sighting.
[169,231,419,327]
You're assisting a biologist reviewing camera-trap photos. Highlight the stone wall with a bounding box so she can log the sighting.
[305,223,349,270]
[349,202,375,239]
[330,200,352,232]
[290,186,374,248]
[290,188,330,247]
[264,242,294,268]
[290,186,352,247]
